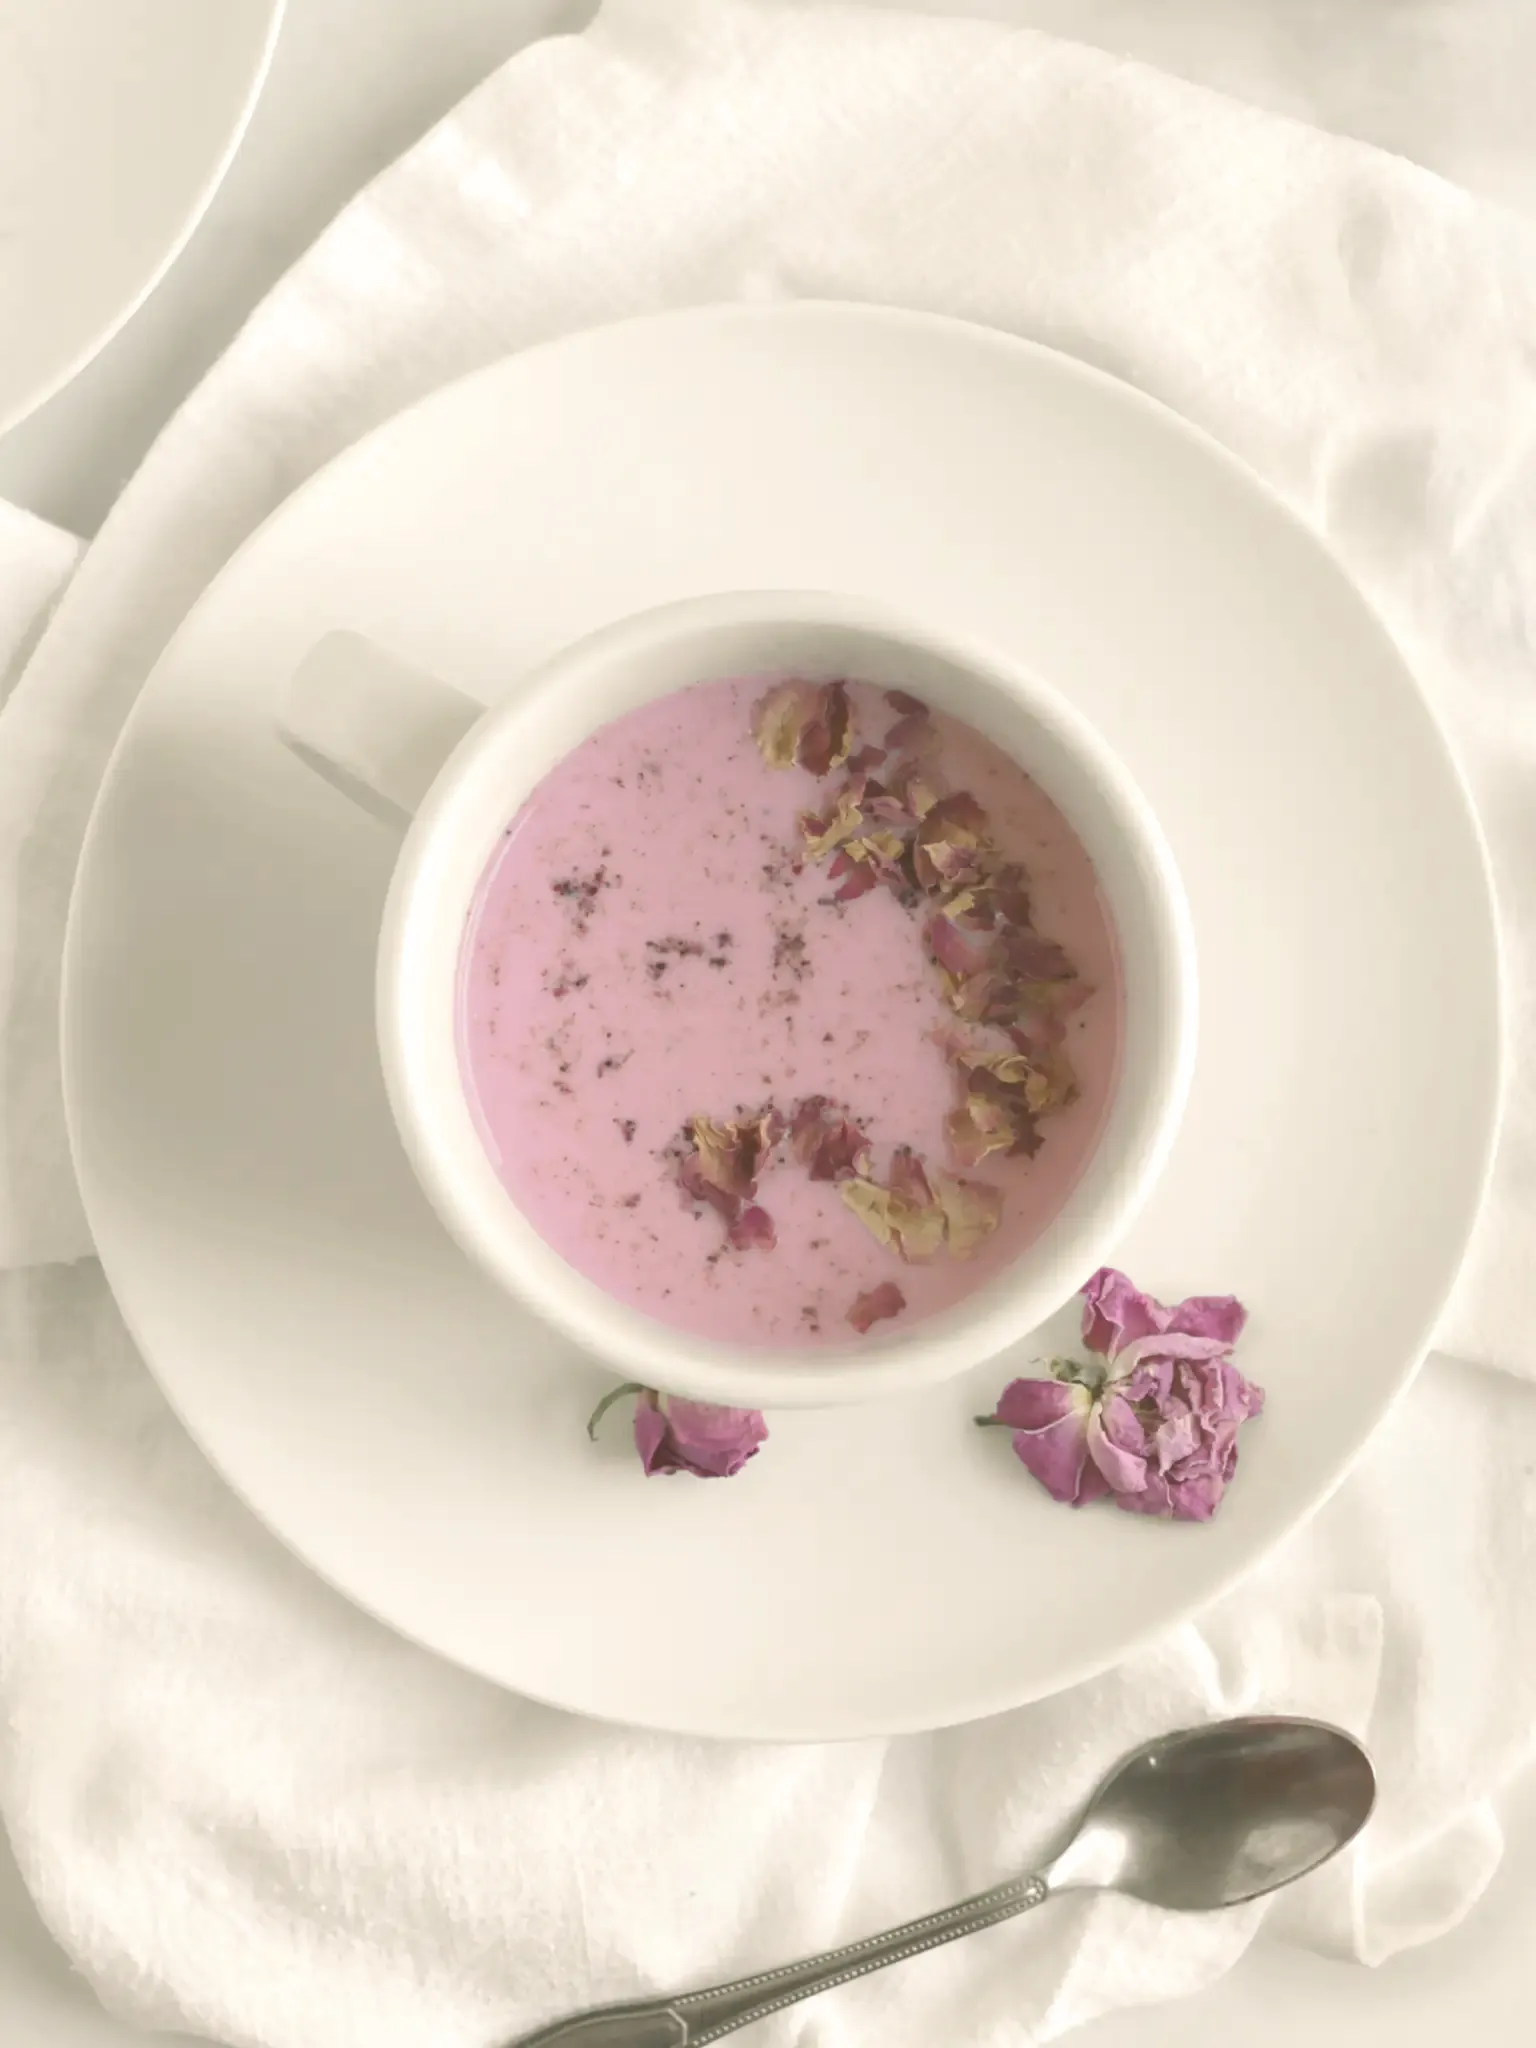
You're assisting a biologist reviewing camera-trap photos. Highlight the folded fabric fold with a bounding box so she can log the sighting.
[0,500,79,707]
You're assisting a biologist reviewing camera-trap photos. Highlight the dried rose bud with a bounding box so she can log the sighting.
[587,1384,768,1479]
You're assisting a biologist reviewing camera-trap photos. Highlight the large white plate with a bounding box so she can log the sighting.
[62,305,1499,1740]
[0,0,284,433]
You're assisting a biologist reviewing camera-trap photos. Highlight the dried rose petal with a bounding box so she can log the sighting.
[884,757,942,815]
[752,680,818,769]
[832,861,878,904]
[727,1204,776,1252]
[934,887,991,933]
[942,957,1086,1035]
[1021,1046,1078,1114]
[789,1097,872,1181]
[962,1042,1077,1119]
[848,1281,907,1333]
[934,865,1032,937]
[885,688,928,716]
[1022,978,1093,1022]
[689,1113,767,1198]
[1080,1267,1249,1363]
[945,1095,1023,1169]
[796,681,853,777]
[940,966,998,1024]
[846,744,888,775]
[888,1145,934,1207]
[843,827,907,868]
[840,1176,946,1262]
[751,679,852,776]
[965,1047,1035,1086]
[925,908,991,977]
[678,1110,786,1245]
[862,787,912,829]
[839,1177,899,1249]
[912,792,993,892]
[971,1068,1047,1155]
[884,712,939,760]
[980,1378,1107,1506]
[679,1152,741,1219]
[988,861,1033,928]
[933,1173,1003,1257]
[800,781,869,861]
[942,1045,1047,1167]
[995,929,1077,984]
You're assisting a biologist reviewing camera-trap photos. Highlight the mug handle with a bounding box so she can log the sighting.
[278,630,483,826]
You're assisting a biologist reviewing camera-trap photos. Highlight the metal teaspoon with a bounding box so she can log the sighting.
[509,1714,1376,2048]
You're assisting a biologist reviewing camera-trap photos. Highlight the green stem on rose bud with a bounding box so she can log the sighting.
[586,1382,647,1440]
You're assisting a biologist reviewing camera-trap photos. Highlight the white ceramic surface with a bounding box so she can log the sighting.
[0,0,284,434]
[279,597,1196,1409]
[62,303,1499,1740]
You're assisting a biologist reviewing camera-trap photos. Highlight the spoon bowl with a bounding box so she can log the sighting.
[1046,1715,1377,1910]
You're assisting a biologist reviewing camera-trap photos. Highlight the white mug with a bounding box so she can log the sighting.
[279,590,1196,1408]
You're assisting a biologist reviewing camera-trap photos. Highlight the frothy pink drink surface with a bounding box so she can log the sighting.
[458,677,1122,1347]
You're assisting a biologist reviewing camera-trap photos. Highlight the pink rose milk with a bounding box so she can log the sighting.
[457,677,1122,1347]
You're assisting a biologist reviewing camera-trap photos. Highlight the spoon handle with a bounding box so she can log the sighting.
[510,1871,1051,2047]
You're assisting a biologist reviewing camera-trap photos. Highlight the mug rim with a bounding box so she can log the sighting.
[377,589,1197,1408]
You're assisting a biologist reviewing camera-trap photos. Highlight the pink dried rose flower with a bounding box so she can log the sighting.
[588,1384,768,1479]
[978,1268,1263,1521]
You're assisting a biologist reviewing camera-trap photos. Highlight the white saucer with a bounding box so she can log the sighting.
[62,304,1499,1740]
[0,0,284,432]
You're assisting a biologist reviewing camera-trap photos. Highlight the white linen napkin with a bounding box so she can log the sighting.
[3,3,1536,2043]
[0,502,78,704]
